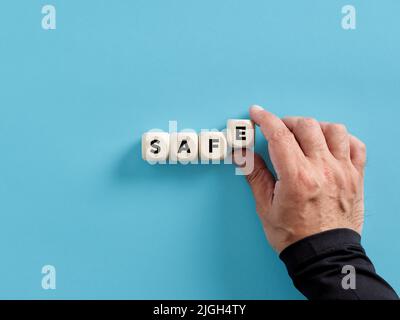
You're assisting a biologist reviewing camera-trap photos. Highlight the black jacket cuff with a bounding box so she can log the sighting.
[279,228,362,275]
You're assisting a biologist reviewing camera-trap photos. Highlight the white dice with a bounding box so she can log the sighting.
[226,119,255,149]
[141,131,170,162]
[142,118,255,163]
[169,132,199,163]
[199,131,228,162]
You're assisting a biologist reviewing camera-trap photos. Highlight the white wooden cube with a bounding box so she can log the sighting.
[169,132,198,163]
[199,131,228,162]
[142,132,170,162]
[227,119,255,149]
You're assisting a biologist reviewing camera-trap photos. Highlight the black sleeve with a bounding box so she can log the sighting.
[279,228,399,300]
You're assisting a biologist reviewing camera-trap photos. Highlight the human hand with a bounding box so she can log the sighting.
[241,105,366,253]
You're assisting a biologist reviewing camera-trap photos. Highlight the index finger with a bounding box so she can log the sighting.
[249,105,305,179]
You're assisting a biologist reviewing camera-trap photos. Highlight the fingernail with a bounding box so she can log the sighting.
[250,105,264,112]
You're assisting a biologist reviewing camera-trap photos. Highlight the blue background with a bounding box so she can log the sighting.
[0,0,399,299]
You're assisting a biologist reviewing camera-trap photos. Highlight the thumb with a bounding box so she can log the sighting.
[234,149,275,203]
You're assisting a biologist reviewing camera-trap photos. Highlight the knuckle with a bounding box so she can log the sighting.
[270,127,293,143]
[290,168,321,198]
[322,162,336,184]
[358,141,367,154]
[349,178,359,195]
[311,138,327,151]
[299,117,319,128]
[282,116,295,122]
[330,123,347,134]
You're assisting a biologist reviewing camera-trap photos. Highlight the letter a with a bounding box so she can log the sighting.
[41,265,56,289]
[341,5,356,30]
[341,265,356,290]
[42,5,56,30]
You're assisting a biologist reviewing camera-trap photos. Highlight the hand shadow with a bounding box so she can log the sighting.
[113,139,229,185]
